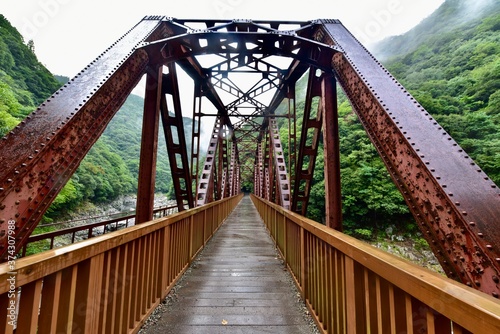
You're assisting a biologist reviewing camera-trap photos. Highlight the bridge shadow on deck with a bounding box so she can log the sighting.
[140,195,317,334]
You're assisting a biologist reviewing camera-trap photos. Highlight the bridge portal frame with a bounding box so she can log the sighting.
[0,17,498,296]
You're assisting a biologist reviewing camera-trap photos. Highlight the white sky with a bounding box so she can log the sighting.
[1,0,445,77]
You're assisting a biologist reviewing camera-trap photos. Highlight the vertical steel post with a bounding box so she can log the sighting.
[321,74,342,231]
[160,64,194,210]
[136,66,162,223]
[291,68,323,216]
[287,84,297,193]
[191,82,203,205]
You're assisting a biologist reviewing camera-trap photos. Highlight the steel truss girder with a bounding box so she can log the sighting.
[136,66,163,224]
[0,18,168,259]
[228,141,239,197]
[269,119,291,209]
[321,75,342,231]
[160,63,194,210]
[191,82,203,198]
[291,68,324,216]
[196,118,223,206]
[217,128,229,200]
[321,20,500,296]
[255,141,264,197]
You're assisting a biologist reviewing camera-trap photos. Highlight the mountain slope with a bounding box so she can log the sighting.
[374,0,500,185]
[0,15,180,221]
[373,0,500,60]
[0,15,61,136]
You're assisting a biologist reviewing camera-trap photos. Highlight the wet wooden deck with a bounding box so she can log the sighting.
[140,195,316,334]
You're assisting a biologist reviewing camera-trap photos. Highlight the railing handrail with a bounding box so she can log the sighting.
[0,197,236,291]
[0,194,243,334]
[18,204,178,258]
[31,204,177,231]
[251,194,500,333]
[26,205,177,241]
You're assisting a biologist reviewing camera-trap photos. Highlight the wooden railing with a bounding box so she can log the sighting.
[0,194,243,334]
[251,194,500,334]
[20,205,178,257]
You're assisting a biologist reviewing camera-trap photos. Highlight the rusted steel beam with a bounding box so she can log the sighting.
[136,66,162,224]
[191,82,203,201]
[287,84,297,194]
[254,141,264,197]
[291,68,323,216]
[320,20,500,296]
[217,130,229,200]
[228,141,237,197]
[0,18,167,259]
[321,75,342,231]
[263,132,273,201]
[160,64,194,211]
[196,118,222,206]
[269,119,291,210]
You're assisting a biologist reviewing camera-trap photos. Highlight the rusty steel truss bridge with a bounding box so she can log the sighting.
[0,17,499,298]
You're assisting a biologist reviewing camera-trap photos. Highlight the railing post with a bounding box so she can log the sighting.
[283,213,287,261]
[161,225,171,297]
[300,227,306,294]
[189,215,194,259]
[345,257,358,334]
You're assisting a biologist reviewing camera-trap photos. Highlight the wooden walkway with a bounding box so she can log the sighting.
[140,195,316,334]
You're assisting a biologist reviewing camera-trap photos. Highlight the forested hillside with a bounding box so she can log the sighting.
[381,0,500,185]
[0,15,60,137]
[0,15,178,222]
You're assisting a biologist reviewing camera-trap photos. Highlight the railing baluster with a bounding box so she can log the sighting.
[250,194,500,334]
[16,279,42,333]
[38,271,62,332]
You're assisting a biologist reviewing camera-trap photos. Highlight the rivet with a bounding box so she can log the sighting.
[487,245,493,249]
[469,222,476,226]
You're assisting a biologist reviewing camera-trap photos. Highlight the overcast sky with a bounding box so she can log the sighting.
[1,0,445,77]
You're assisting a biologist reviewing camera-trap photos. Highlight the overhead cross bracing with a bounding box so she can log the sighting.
[0,17,499,298]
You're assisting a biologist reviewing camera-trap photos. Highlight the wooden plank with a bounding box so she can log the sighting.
[140,196,316,334]
[16,279,42,333]
[38,271,62,333]
[0,288,15,334]
[344,257,356,334]
[123,242,135,333]
[56,265,77,333]
[73,254,104,333]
